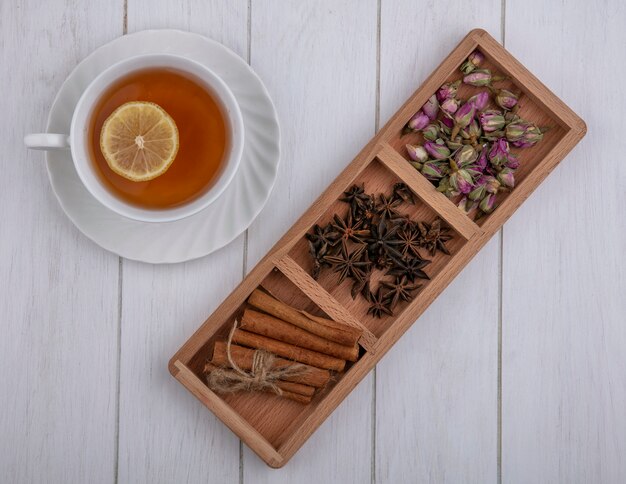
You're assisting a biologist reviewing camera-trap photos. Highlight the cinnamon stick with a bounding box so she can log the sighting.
[248,289,362,346]
[278,390,312,404]
[241,309,359,361]
[210,341,331,388]
[204,361,313,404]
[275,380,316,397]
[231,329,346,372]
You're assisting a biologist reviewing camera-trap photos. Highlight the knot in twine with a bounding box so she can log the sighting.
[206,320,308,396]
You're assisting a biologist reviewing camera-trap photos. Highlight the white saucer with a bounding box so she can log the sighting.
[45,30,280,263]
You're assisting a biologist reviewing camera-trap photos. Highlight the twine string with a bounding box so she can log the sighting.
[206,319,308,396]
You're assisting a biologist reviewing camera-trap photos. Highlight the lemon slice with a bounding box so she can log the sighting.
[100,101,179,182]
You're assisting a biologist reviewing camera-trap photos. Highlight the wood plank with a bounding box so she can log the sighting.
[502,2,626,483]
[243,0,377,478]
[375,5,502,482]
[117,2,247,483]
[0,1,122,483]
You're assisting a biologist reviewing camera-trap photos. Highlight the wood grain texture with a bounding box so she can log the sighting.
[375,4,502,483]
[502,2,626,483]
[243,0,376,479]
[116,2,247,483]
[0,1,122,483]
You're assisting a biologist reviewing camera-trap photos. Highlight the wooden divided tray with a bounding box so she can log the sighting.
[169,29,586,467]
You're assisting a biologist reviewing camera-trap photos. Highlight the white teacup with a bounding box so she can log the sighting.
[25,54,244,223]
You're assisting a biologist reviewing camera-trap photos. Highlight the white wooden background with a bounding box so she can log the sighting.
[1,1,624,483]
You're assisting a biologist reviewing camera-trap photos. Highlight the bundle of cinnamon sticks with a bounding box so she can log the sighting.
[204,288,363,404]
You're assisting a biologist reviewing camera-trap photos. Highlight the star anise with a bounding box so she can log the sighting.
[340,183,371,215]
[306,223,339,255]
[380,276,422,310]
[375,193,402,221]
[330,212,370,252]
[396,226,422,258]
[367,287,393,318]
[387,256,431,282]
[308,240,333,279]
[392,182,415,205]
[350,262,372,300]
[324,245,370,284]
[354,197,376,228]
[417,218,453,256]
[394,215,415,232]
[366,218,403,264]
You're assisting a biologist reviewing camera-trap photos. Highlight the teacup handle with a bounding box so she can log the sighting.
[24,133,70,151]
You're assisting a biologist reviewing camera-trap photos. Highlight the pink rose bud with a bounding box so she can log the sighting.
[455,145,478,167]
[467,119,481,139]
[495,89,519,110]
[450,169,474,194]
[461,50,486,73]
[479,193,497,213]
[512,124,543,148]
[421,161,446,180]
[436,80,460,102]
[422,95,439,121]
[422,124,439,141]
[406,110,430,131]
[441,97,460,116]
[469,176,488,201]
[424,140,450,159]
[480,110,506,132]
[484,176,501,194]
[505,153,520,169]
[454,102,476,129]
[463,69,492,87]
[505,120,531,141]
[440,116,454,129]
[497,167,515,188]
[488,138,511,167]
[406,144,429,163]
[468,91,490,111]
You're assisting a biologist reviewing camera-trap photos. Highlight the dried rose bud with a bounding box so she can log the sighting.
[422,124,439,141]
[504,120,530,141]
[461,50,485,74]
[468,175,488,201]
[406,110,430,132]
[488,138,512,167]
[454,102,476,129]
[512,124,543,148]
[466,119,482,139]
[406,144,428,163]
[463,69,492,87]
[441,97,460,116]
[421,160,446,180]
[485,175,501,194]
[445,138,463,150]
[424,140,450,159]
[468,91,490,111]
[422,95,439,121]
[450,169,474,194]
[455,145,478,167]
[479,193,497,213]
[495,89,518,110]
[436,80,460,102]
[475,148,488,171]
[497,167,515,188]
[480,110,506,132]
[440,117,454,130]
[505,153,520,169]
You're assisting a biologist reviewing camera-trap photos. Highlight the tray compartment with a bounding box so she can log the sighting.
[174,268,369,466]
[288,157,467,338]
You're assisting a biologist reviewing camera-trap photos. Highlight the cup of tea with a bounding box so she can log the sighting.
[25,54,244,222]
